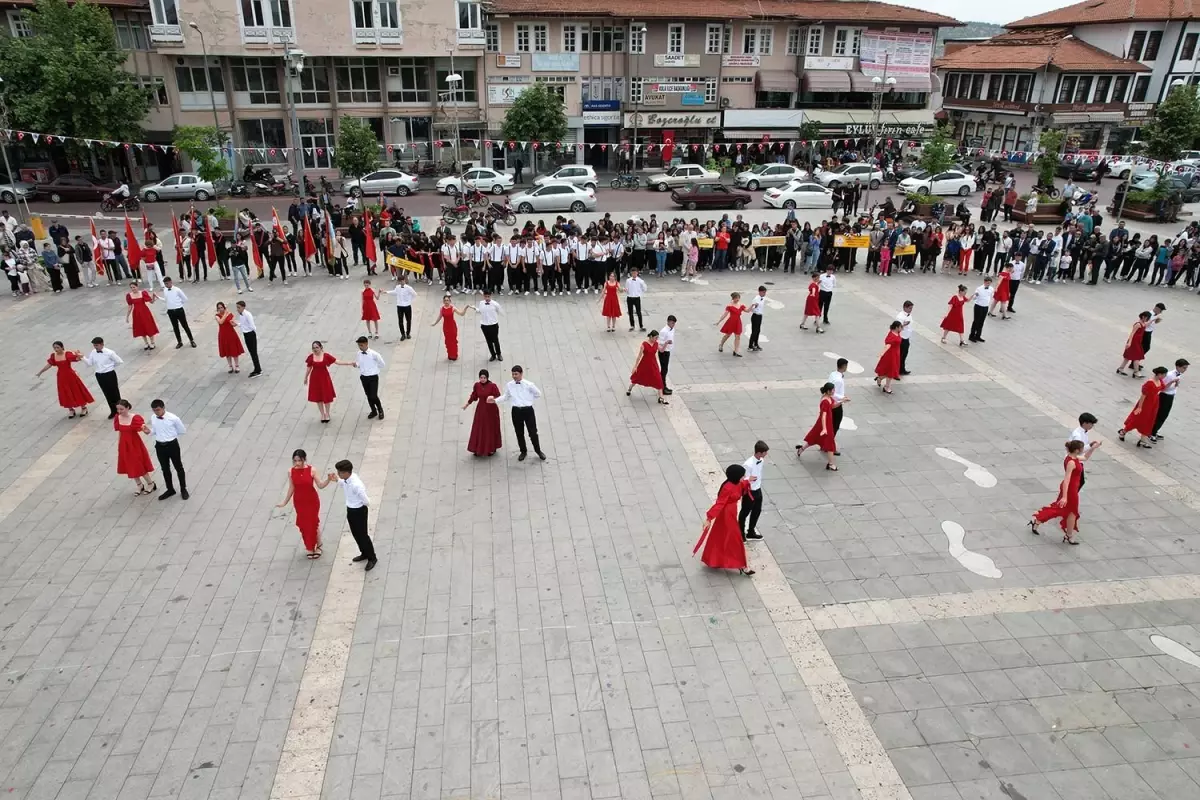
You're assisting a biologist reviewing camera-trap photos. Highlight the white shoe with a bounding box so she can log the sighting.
[248,287,254,292]
[237,288,244,294]
[524,290,530,296]
[576,289,581,294]
[535,290,541,296]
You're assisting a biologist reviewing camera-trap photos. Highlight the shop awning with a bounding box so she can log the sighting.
[803,71,852,92]
[756,70,799,93]
[848,72,933,93]
[722,129,801,139]
[1051,111,1126,124]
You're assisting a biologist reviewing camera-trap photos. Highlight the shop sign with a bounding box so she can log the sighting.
[494,55,522,68]
[651,82,699,93]
[842,123,934,137]
[582,111,622,125]
[680,93,706,106]
[531,53,580,72]
[642,92,667,106]
[722,54,760,68]
[654,54,701,68]
[583,100,621,111]
[624,111,721,128]
[488,84,532,105]
[804,56,854,70]
[834,234,870,248]
[487,74,531,84]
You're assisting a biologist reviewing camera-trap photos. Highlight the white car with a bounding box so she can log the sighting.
[898,170,977,197]
[1104,157,1138,179]
[814,163,883,189]
[734,163,809,190]
[532,165,598,190]
[511,183,597,213]
[437,167,514,195]
[343,169,420,197]
[646,164,721,192]
[763,180,833,209]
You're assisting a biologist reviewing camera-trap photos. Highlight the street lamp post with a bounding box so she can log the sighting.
[445,69,463,174]
[187,21,226,193]
[282,41,306,190]
[862,54,895,216]
[631,25,646,173]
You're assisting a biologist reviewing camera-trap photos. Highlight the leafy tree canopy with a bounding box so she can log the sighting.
[918,123,957,175]
[1035,129,1065,185]
[501,84,567,144]
[172,125,230,188]
[1142,84,1200,166]
[335,117,381,179]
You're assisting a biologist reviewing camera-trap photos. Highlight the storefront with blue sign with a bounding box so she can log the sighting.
[581,100,622,168]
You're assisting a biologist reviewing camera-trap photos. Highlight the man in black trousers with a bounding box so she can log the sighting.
[488,365,545,461]
[235,301,262,377]
[738,441,769,541]
[83,337,123,418]
[659,315,676,395]
[896,301,914,375]
[968,277,993,343]
[149,398,189,500]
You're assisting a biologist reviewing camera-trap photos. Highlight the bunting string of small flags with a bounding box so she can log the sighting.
[1,129,175,154]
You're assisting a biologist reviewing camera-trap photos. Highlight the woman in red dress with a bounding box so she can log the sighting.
[715,292,748,357]
[626,330,667,405]
[276,448,334,558]
[800,272,824,333]
[430,294,467,361]
[873,320,903,394]
[692,464,755,576]
[463,369,503,456]
[600,272,622,332]
[795,382,840,470]
[988,267,1011,320]
[1118,365,1167,448]
[940,284,968,346]
[113,399,156,496]
[214,302,245,373]
[36,341,95,418]
[1116,311,1152,377]
[124,281,159,350]
[304,340,338,423]
[361,279,381,339]
[1030,440,1090,544]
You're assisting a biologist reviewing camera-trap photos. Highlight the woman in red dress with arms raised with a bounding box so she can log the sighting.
[600,271,622,332]
[795,382,840,471]
[1116,311,1151,377]
[124,280,159,350]
[463,369,503,456]
[113,399,156,496]
[35,341,94,418]
[304,341,338,423]
[214,302,245,373]
[1118,365,1167,448]
[800,272,824,333]
[626,330,667,405]
[1030,440,1091,544]
[361,278,381,339]
[431,294,468,361]
[692,464,755,576]
[873,320,903,394]
[716,292,748,357]
[276,448,334,558]
[940,284,968,346]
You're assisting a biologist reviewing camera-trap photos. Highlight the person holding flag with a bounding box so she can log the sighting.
[363,209,378,275]
[124,217,144,283]
[89,220,106,285]
[301,216,318,277]
[170,211,185,276]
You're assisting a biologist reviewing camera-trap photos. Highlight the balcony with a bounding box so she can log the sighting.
[353,27,404,47]
[241,26,296,46]
[148,24,184,44]
[457,28,486,48]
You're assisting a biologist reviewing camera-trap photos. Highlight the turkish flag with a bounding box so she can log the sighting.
[89,219,105,275]
[364,210,377,266]
[124,216,142,270]
[171,211,184,266]
[302,216,317,260]
[205,221,217,265]
[271,208,291,254]
[250,230,264,276]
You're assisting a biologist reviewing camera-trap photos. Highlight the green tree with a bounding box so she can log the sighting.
[500,84,568,144]
[1141,84,1200,167]
[0,0,150,150]
[173,125,230,191]
[334,116,381,179]
[918,123,957,175]
[1035,129,1065,186]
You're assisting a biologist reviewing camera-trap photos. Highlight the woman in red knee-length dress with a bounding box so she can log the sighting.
[626,331,666,404]
[276,448,334,558]
[600,272,622,332]
[795,382,839,471]
[693,465,755,575]
[125,282,159,350]
[361,279,381,339]
[215,302,245,373]
[1116,311,1151,377]
[874,320,903,394]
[304,341,338,423]
[716,292,748,357]
[431,294,467,361]
[989,267,1011,319]
[940,285,968,346]
[463,369,503,456]
[1030,440,1090,544]
[801,272,824,333]
[36,341,94,418]
[114,399,155,495]
[1118,366,1167,448]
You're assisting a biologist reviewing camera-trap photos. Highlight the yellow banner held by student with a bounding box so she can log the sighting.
[893,244,916,256]
[757,236,786,246]
[834,234,870,248]
[696,238,714,249]
[387,253,425,274]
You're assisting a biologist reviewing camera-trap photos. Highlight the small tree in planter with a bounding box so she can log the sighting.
[335,116,381,183]
[918,123,957,176]
[1034,129,1064,188]
[173,125,231,199]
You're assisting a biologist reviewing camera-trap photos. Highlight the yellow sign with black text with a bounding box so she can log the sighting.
[387,254,426,274]
[893,245,916,256]
[834,234,870,248]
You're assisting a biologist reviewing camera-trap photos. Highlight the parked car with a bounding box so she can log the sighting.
[1128,171,1200,201]
[1056,155,1136,181]
[0,179,37,205]
[762,180,833,209]
[138,173,217,202]
[670,183,750,211]
[343,169,420,197]
[734,163,809,190]
[37,174,117,203]
[893,163,972,182]
[898,169,977,197]
[813,163,882,189]
[511,183,597,213]
[532,165,598,190]
[645,163,721,192]
[437,167,514,195]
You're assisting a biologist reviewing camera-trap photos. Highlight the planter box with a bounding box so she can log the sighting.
[1010,209,1063,226]
[1107,200,1171,221]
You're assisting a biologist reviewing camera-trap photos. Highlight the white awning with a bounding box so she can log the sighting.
[756,70,799,93]
[722,129,801,138]
[803,71,852,92]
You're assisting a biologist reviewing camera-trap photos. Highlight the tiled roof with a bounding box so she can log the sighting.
[1008,0,1200,28]
[7,0,148,6]
[934,28,1151,72]
[489,0,961,26]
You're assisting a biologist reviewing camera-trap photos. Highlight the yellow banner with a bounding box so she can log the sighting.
[697,238,714,249]
[387,253,425,274]
[757,236,786,246]
[893,245,916,256]
[834,234,870,248]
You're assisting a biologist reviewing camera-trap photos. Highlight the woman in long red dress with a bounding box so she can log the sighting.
[940,285,968,346]
[1116,311,1152,377]
[600,272,622,332]
[124,281,159,350]
[988,267,1011,319]
[715,292,748,357]
[304,341,338,423]
[276,448,334,558]
[214,302,245,373]
[692,464,755,576]
[795,382,840,471]
[36,341,94,418]
[361,279,381,339]
[1030,440,1090,544]
[626,330,667,405]
[430,294,467,361]
[800,272,824,333]
[1118,365,1167,448]
[873,320,903,394]
[113,399,156,496]
[463,369,503,456]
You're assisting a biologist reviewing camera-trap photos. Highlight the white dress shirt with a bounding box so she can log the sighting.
[355,349,385,376]
[149,412,186,443]
[1146,314,1161,333]
[659,325,675,353]
[818,273,837,292]
[1069,426,1091,448]
[625,277,647,298]
[163,286,188,310]
[896,310,913,340]
[973,286,994,306]
[84,348,123,373]
[743,456,765,491]
[385,285,416,307]
[440,243,459,264]
[338,474,370,508]
[237,309,256,333]
[476,300,502,326]
[496,379,541,407]
[1009,260,1026,281]
[1163,369,1183,396]
[749,294,767,316]
[828,370,846,402]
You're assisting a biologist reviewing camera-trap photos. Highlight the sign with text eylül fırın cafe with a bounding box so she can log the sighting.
[842,123,935,138]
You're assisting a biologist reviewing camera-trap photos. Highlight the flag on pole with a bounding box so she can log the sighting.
[89,219,105,276]
[124,215,143,270]
[302,216,317,261]
[250,230,264,277]
[188,210,199,265]
[141,210,150,234]
[325,214,336,262]
[363,210,377,268]
[170,209,184,266]
[270,208,292,254]
[205,221,217,265]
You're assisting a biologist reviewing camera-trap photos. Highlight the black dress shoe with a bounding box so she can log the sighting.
[900,370,912,375]
[190,341,197,348]
[488,355,496,362]
[518,452,527,461]
[352,555,368,562]
[367,411,378,419]
[181,488,189,500]
[365,560,377,571]
[377,412,385,420]
[175,342,183,349]
[107,412,117,420]
[536,451,546,460]
[158,489,176,501]
[745,531,763,540]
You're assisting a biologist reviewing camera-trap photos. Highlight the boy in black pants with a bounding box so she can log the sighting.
[332,459,377,570]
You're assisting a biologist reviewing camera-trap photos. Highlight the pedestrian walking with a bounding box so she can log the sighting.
[161,277,197,349]
[488,365,546,461]
[149,398,189,500]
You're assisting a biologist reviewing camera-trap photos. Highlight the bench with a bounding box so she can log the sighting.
[1009,209,1066,226]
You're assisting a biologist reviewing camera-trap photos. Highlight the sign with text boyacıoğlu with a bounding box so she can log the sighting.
[624,112,721,128]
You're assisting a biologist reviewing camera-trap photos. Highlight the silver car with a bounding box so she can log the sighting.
[343,169,420,197]
[532,165,598,190]
[734,163,809,190]
[0,180,36,204]
[645,163,721,192]
[437,167,514,195]
[138,173,217,202]
[511,183,597,213]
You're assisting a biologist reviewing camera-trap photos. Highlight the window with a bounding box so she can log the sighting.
[833,27,861,56]
[568,25,624,53]
[629,24,645,54]
[150,0,179,26]
[987,75,1001,100]
[743,27,773,56]
[379,1,399,28]
[1112,74,1131,102]
[299,118,334,169]
[352,0,372,28]
[175,61,225,94]
[115,18,149,50]
[806,27,823,56]
[1073,75,1092,103]
[668,24,684,54]
[1015,74,1032,102]
[1144,30,1162,60]
[1094,75,1112,102]
[388,58,430,103]
[1128,30,1146,61]
[630,76,643,104]
[1057,75,1077,103]
[786,28,802,56]
[393,116,431,144]
[970,74,984,99]
[335,57,381,103]
[582,76,626,102]
[943,73,959,98]
[707,23,723,54]
[7,10,32,37]
[1132,74,1150,102]
[241,0,265,26]
[138,76,169,105]
[355,117,385,143]
[704,77,717,103]
[456,0,480,31]
[486,23,499,52]
[270,0,292,27]
[436,67,477,102]
[239,118,287,151]
[516,24,530,52]
[231,57,281,104]
[292,58,330,103]
[534,23,548,52]
[1000,74,1016,102]
[1183,33,1198,61]
[563,24,577,52]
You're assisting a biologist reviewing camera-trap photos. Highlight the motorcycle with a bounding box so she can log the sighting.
[460,186,490,209]
[1073,190,1097,207]
[100,193,140,212]
[440,202,470,225]
[610,173,641,190]
[230,181,253,197]
[243,165,274,184]
[486,200,517,227]
[1031,181,1061,199]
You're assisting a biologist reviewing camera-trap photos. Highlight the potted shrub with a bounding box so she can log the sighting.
[905,191,937,217]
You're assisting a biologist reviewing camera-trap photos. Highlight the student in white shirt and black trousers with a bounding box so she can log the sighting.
[340,336,386,419]
[625,269,647,332]
[84,337,123,418]
[332,460,376,570]
[474,291,503,362]
[896,301,914,375]
[161,277,197,349]
[488,365,545,461]
[149,398,188,500]
[748,286,767,352]
[738,441,768,541]
[235,301,262,377]
[968,277,994,343]
[658,316,676,396]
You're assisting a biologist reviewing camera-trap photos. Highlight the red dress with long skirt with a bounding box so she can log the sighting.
[1122,378,1161,436]
[115,414,154,478]
[693,479,750,570]
[466,380,502,456]
[629,340,664,390]
[1033,455,1082,532]
[290,465,321,552]
[217,313,245,358]
[720,304,747,335]
[803,395,837,452]
[874,331,902,380]
[47,352,95,409]
[940,295,966,334]
[127,291,158,338]
[601,281,622,319]
[804,282,821,316]
[993,270,1011,303]
[440,306,459,360]
[306,352,337,403]
[362,288,381,322]
[1122,322,1147,361]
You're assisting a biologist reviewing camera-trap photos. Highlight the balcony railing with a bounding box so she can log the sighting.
[457,28,486,47]
[353,27,404,46]
[149,24,184,44]
[241,26,296,45]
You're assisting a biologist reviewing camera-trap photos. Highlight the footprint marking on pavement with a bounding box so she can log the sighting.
[935,447,998,488]
[941,521,1002,579]
[822,352,864,373]
[765,297,785,310]
[841,417,858,431]
[1151,635,1200,670]
[691,278,710,286]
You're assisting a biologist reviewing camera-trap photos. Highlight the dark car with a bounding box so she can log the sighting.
[670,183,751,211]
[37,174,118,203]
[1128,171,1200,202]
[1056,157,1101,180]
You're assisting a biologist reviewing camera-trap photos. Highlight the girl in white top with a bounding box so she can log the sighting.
[439,236,459,290]
[957,227,976,276]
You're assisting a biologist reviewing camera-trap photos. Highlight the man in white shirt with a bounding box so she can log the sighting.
[149,398,189,500]
[625,268,647,332]
[84,336,123,418]
[738,441,769,541]
[658,315,676,396]
[474,291,503,362]
[331,459,377,570]
[1007,254,1026,313]
[487,234,505,295]
[896,301,914,376]
[440,233,460,292]
[382,274,416,339]
[1152,358,1188,442]
[235,301,262,377]
[818,267,836,324]
[828,358,849,448]
[1144,302,1165,356]
[161,277,197,349]
[488,365,545,460]
[339,336,386,420]
[1069,411,1100,490]
[968,276,994,343]
[99,233,119,285]
[748,285,768,352]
